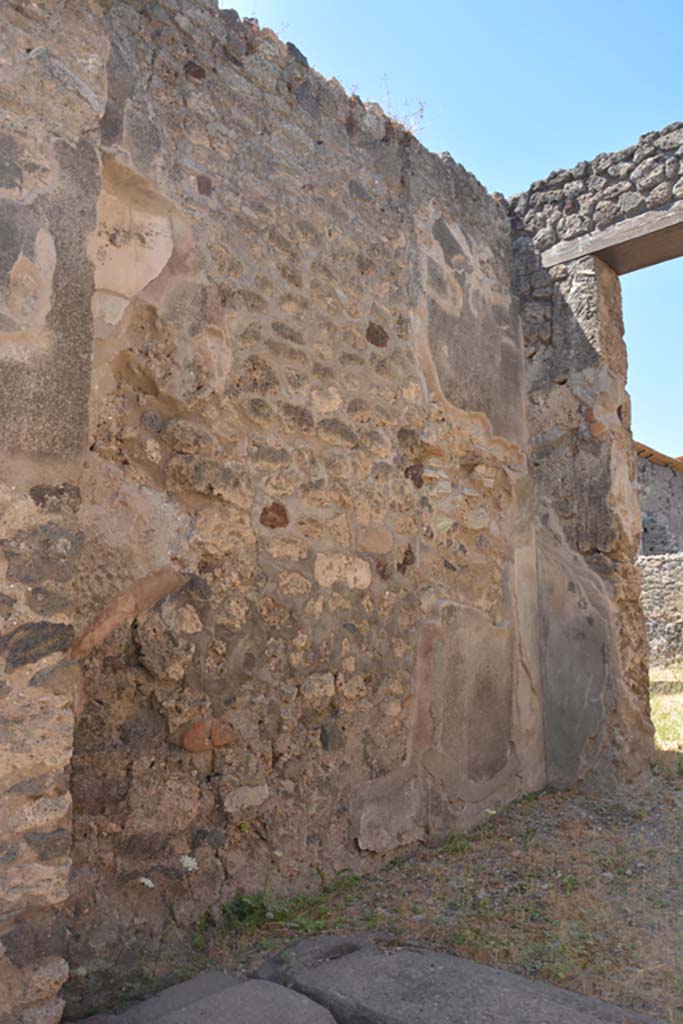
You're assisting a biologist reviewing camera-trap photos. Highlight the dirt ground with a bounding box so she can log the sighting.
[198,678,683,1023]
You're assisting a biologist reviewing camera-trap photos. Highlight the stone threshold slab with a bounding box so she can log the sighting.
[73,934,666,1023]
[74,973,334,1024]
[255,934,665,1024]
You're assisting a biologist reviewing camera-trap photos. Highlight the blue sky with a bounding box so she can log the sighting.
[225,1,683,454]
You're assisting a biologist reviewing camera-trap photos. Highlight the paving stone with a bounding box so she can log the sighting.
[255,935,665,1024]
[76,976,336,1024]
[76,970,239,1022]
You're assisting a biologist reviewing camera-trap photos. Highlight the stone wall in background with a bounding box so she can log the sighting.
[636,455,683,665]
[637,553,683,666]
[638,456,683,554]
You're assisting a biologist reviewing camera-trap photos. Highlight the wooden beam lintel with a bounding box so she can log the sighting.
[541,202,683,275]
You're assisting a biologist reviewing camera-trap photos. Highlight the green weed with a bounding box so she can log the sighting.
[441,832,472,856]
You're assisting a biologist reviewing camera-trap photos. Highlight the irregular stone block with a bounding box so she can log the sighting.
[0,134,22,190]
[260,501,289,528]
[313,553,371,589]
[365,321,388,347]
[178,720,211,752]
[0,622,74,672]
[73,971,239,1023]
[209,717,237,747]
[29,484,81,515]
[7,772,68,798]
[24,829,71,861]
[76,977,335,1024]
[352,769,425,852]
[222,783,269,816]
[29,660,81,696]
[255,939,664,1024]
[356,525,393,554]
[1,524,83,584]
[1,909,66,968]
[319,718,344,751]
[25,588,70,616]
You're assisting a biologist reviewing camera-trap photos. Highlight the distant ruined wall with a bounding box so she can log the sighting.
[637,553,683,666]
[636,456,683,665]
[0,2,546,1019]
[638,456,683,554]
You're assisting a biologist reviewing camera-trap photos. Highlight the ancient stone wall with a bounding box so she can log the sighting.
[507,119,682,720]
[0,484,83,1024]
[507,133,669,787]
[0,1,104,1018]
[1,1,669,1020]
[636,454,683,665]
[637,553,683,666]
[638,455,683,554]
[514,122,683,252]
[0,1,547,1018]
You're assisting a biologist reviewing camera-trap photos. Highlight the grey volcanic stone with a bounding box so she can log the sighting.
[79,976,336,1023]
[29,482,82,514]
[1,522,83,584]
[77,970,238,1022]
[255,938,664,1024]
[0,620,75,670]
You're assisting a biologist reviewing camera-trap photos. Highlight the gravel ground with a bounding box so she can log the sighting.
[202,760,682,1024]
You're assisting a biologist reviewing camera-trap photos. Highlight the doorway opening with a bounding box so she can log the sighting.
[622,258,683,764]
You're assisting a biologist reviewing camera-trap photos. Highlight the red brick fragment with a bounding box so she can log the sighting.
[210,718,237,748]
[586,407,607,437]
[180,720,211,752]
